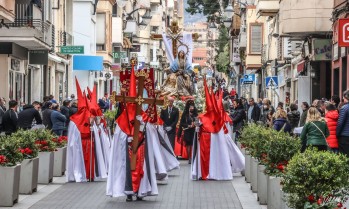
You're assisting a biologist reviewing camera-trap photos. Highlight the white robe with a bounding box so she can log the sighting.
[157,125,180,172]
[191,125,244,181]
[66,122,87,182]
[106,124,158,197]
[66,122,110,182]
[92,124,108,179]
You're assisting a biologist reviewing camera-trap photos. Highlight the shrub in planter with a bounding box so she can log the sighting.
[264,131,301,177]
[12,130,39,159]
[239,123,265,150]
[33,129,56,152]
[282,149,349,209]
[52,136,68,148]
[0,136,23,166]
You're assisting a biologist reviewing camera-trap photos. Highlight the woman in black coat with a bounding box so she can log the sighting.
[178,100,198,163]
[230,99,246,142]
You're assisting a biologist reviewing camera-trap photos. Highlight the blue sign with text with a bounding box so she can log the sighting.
[243,74,255,84]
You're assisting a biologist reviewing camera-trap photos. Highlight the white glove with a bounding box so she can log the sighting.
[127,137,133,142]
[165,126,172,132]
[136,115,145,125]
[195,127,200,132]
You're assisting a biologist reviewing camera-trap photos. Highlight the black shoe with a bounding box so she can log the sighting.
[188,160,191,164]
[126,195,133,202]
[136,197,143,201]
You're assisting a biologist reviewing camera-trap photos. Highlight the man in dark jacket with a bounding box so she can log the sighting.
[60,100,71,136]
[51,104,66,136]
[17,101,42,130]
[231,98,246,141]
[69,101,78,116]
[160,97,179,149]
[2,100,18,135]
[247,98,261,123]
[287,103,300,131]
[42,102,53,130]
[337,90,349,156]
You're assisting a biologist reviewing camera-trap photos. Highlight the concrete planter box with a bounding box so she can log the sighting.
[53,147,67,177]
[19,157,39,194]
[241,148,245,176]
[0,164,21,206]
[245,152,251,183]
[257,164,268,205]
[38,152,54,184]
[281,190,291,209]
[251,158,258,192]
[267,176,282,209]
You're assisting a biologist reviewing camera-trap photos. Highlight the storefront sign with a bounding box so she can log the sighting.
[341,47,346,57]
[29,50,48,65]
[60,46,84,54]
[338,18,349,47]
[283,38,303,59]
[312,39,332,61]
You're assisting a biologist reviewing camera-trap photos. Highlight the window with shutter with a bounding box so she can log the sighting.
[250,24,262,54]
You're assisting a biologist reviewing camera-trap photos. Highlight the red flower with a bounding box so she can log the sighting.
[0,155,8,164]
[19,149,25,154]
[24,147,32,155]
[308,194,315,202]
[277,163,284,172]
[337,202,343,208]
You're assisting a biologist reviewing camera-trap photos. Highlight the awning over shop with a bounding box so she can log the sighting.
[297,61,305,73]
[122,38,132,49]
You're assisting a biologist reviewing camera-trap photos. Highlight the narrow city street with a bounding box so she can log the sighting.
[26,162,246,209]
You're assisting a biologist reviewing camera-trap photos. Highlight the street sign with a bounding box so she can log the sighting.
[105,72,111,79]
[112,51,127,59]
[338,18,349,47]
[265,76,278,89]
[60,46,84,54]
[242,74,255,84]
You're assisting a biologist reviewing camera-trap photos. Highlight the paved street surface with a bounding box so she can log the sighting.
[29,162,242,209]
[0,161,267,209]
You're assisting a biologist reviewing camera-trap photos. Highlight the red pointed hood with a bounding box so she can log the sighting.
[198,78,224,133]
[70,79,91,134]
[87,85,103,117]
[116,65,137,136]
[217,90,232,123]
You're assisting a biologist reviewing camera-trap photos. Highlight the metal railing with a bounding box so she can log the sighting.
[6,3,46,32]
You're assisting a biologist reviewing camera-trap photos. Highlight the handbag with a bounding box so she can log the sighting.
[310,121,330,149]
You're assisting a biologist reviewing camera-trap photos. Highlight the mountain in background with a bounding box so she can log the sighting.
[184,0,206,24]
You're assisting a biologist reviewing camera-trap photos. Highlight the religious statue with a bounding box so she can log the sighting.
[161,50,194,97]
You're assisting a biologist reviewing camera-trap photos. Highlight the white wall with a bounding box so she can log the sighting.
[72,0,97,94]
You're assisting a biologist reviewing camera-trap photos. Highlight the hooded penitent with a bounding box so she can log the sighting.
[69,78,95,180]
[198,79,224,133]
[116,66,137,136]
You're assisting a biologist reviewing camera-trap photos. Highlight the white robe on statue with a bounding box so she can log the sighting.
[66,122,87,182]
[106,123,158,197]
[157,125,180,172]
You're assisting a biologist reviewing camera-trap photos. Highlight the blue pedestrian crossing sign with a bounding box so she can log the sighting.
[265,76,278,89]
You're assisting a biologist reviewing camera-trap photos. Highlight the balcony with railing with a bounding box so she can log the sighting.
[279,0,333,36]
[0,0,15,22]
[256,0,279,17]
[0,1,51,50]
